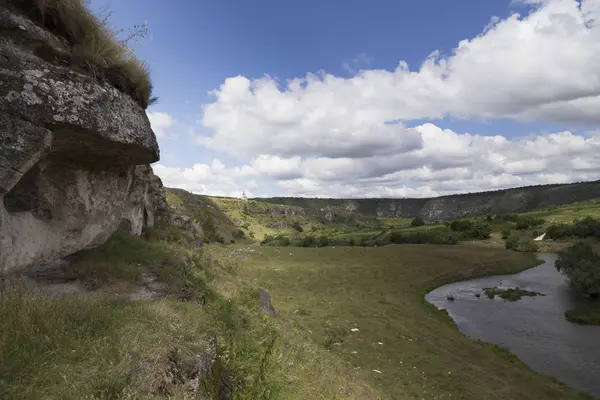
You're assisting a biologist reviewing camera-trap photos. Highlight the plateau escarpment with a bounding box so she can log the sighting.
[259,180,600,221]
[0,2,164,272]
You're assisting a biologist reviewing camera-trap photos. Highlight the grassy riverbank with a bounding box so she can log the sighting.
[217,244,591,399]
[565,308,600,325]
[1,231,593,398]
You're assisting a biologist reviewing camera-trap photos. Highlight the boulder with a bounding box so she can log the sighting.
[0,6,163,272]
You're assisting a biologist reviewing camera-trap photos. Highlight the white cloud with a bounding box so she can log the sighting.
[199,0,600,160]
[153,161,257,197]
[154,123,600,198]
[156,0,600,198]
[147,112,175,138]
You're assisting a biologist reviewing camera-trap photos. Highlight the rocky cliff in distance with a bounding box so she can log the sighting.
[259,180,600,221]
[0,4,165,272]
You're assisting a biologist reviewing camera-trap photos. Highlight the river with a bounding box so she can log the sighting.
[426,253,600,398]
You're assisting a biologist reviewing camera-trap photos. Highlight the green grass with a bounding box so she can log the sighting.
[564,308,600,325]
[521,199,600,224]
[13,0,154,108]
[0,232,379,399]
[483,287,545,301]
[227,244,591,399]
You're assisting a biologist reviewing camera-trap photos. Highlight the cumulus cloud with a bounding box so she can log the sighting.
[156,0,600,198]
[147,112,175,137]
[153,161,257,197]
[199,0,600,157]
[154,123,600,198]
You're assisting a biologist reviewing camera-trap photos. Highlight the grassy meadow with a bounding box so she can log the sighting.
[214,244,591,400]
[3,188,599,398]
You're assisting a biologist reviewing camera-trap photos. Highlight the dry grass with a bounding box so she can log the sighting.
[14,0,155,108]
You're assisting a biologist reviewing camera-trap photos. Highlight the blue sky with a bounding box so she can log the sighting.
[91,0,600,198]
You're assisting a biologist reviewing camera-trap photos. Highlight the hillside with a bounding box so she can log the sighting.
[259,180,600,220]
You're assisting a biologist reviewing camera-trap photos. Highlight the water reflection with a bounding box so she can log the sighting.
[426,253,600,398]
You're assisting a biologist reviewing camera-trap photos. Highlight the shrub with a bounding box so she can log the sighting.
[450,220,473,232]
[292,221,303,232]
[546,217,600,240]
[302,236,315,247]
[391,229,459,245]
[572,217,600,239]
[411,217,425,227]
[515,216,545,230]
[233,229,245,239]
[348,238,355,246]
[501,229,511,240]
[546,224,574,240]
[505,235,537,252]
[469,222,492,240]
[317,236,330,247]
[556,242,600,298]
[505,235,519,250]
[495,214,519,222]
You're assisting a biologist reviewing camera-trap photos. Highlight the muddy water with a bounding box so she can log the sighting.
[426,253,600,398]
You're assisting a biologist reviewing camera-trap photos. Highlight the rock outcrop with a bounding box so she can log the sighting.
[0,5,163,272]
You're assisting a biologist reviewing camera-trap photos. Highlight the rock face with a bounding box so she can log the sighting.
[0,6,162,272]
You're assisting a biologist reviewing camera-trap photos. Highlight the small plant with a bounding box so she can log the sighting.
[292,221,303,232]
[501,229,511,240]
[411,217,425,227]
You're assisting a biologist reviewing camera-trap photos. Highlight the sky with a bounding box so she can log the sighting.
[91,0,600,198]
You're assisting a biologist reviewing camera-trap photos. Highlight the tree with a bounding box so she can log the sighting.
[469,222,492,240]
[411,216,425,227]
[555,242,600,299]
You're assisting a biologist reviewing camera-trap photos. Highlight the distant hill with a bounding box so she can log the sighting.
[165,180,600,242]
[258,180,600,221]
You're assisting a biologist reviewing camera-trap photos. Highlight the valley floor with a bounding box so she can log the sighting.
[216,244,592,399]
[0,239,592,399]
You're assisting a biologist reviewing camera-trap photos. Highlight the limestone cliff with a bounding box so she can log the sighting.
[259,180,600,221]
[0,4,165,272]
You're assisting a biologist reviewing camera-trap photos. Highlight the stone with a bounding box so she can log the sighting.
[259,288,276,316]
[0,6,164,273]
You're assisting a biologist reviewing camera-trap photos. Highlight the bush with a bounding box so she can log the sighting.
[556,242,600,298]
[572,217,600,239]
[505,235,537,252]
[501,229,511,240]
[233,229,245,239]
[292,221,303,232]
[505,235,519,250]
[495,214,519,222]
[391,229,459,245]
[302,236,315,247]
[469,222,492,240]
[546,217,600,240]
[317,236,330,247]
[515,216,545,230]
[546,224,574,240]
[411,217,425,227]
[450,220,473,232]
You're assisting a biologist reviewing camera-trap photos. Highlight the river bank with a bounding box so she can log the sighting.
[426,253,600,398]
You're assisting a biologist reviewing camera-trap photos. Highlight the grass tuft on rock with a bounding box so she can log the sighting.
[12,0,154,108]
